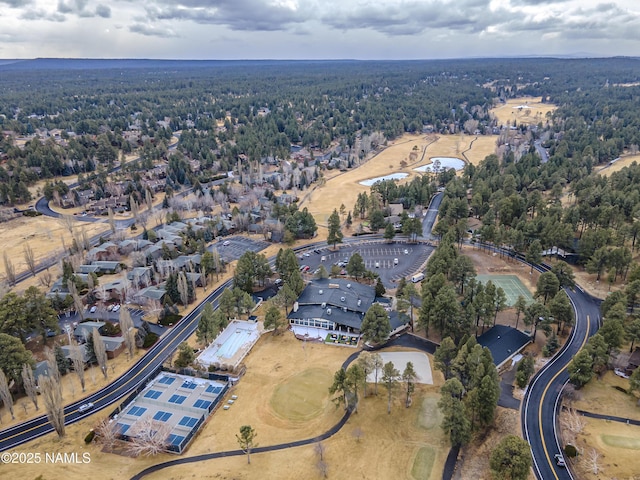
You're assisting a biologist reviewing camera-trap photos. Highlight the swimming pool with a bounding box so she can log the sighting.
[197,320,261,368]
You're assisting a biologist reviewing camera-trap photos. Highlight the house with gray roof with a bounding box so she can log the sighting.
[288,278,378,333]
[136,286,166,304]
[74,321,106,341]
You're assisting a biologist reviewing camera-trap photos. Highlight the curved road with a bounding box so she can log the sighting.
[521,269,601,480]
[0,278,234,452]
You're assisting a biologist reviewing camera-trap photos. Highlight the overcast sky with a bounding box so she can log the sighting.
[0,0,638,59]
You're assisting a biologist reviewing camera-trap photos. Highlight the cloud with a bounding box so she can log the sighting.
[322,0,496,36]
[20,8,66,22]
[129,23,178,38]
[509,0,571,5]
[144,0,306,31]
[0,0,32,7]
[95,4,110,18]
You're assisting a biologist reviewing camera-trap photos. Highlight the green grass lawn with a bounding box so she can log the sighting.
[270,367,333,422]
[411,446,436,480]
[601,434,640,449]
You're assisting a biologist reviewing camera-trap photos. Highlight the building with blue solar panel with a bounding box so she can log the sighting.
[112,372,229,453]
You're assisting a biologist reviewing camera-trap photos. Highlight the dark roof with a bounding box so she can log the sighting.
[477,325,531,367]
[296,278,374,314]
[289,278,378,330]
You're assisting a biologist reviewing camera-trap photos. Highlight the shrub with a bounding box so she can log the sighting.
[142,332,158,348]
[84,430,96,444]
[564,444,578,458]
[159,314,182,327]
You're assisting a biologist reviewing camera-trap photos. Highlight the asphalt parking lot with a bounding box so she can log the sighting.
[209,236,271,263]
[297,241,433,289]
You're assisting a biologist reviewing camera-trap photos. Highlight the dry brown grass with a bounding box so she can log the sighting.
[489,97,556,127]
[572,418,640,480]
[595,154,640,177]
[2,331,449,480]
[0,215,110,280]
[301,133,496,226]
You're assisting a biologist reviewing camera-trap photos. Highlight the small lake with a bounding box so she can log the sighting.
[413,157,465,173]
[359,172,409,186]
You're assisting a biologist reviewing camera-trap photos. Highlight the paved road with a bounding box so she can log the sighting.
[534,141,549,164]
[521,272,601,480]
[0,279,232,452]
[422,191,443,240]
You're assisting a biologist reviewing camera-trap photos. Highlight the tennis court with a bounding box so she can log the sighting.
[476,274,534,306]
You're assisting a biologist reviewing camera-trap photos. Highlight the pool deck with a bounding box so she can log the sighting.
[197,320,263,369]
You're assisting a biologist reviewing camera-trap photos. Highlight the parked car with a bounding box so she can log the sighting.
[403,249,409,255]
[375,261,380,268]
[112,304,121,312]
[394,258,399,265]
[274,278,282,285]
[78,402,94,413]
[89,305,97,313]
[303,265,310,272]
[107,304,114,312]
[303,252,310,257]
[222,240,230,246]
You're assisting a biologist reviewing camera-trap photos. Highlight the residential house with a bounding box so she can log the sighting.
[73,321,106,342]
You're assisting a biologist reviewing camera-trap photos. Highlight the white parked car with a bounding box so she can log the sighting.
[223,240,231,246]
[89,305,97,313]
[112,304,120,312]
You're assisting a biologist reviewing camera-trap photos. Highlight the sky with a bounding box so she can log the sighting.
[0,0,639,60]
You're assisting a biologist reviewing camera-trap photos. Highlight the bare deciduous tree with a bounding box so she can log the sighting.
[583,448,601,475]
[70,341,86,392]
[39,268,53,288]
[38,374,65,438]
[96,417,121,451]
[0,369,15,420]
[44,347,60,384]
[107,207,116,234]
[92,328,108,379]
[59,214,75,235]
[68,279,85,320]
[23,242,37,277]
[119,308,136,358]
[127,416,171,456]
[177,271,189,307]
[3,251,16,286]
[22,364,39,411]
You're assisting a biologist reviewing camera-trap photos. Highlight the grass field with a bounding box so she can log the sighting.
[601,434,640,449]
[489,97,556,127]
[270,367,334,422]
[476,274,534,306]
[596,154,640,176]
[411,446,436,480]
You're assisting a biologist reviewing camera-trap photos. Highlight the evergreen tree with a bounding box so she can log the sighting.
[360,304,391,345]
[327,209,343,249]
[489,435,532,480]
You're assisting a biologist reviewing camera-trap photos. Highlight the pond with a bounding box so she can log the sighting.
[413,157,465,173]
[359,172,409,186]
